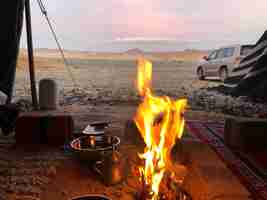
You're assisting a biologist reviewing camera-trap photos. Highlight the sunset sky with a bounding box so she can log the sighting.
[21,0,267,52]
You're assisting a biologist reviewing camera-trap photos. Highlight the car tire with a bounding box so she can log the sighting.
[219,67,228,82]
[197,67,205,80]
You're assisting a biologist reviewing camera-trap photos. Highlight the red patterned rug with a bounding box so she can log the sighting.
[186,120,267,200]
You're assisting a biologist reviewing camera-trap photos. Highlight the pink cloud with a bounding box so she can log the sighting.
[27,0,267,50]
[109,0,267,42]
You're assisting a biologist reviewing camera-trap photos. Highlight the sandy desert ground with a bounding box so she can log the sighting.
[15,48,267,118]
[15,48,211,102]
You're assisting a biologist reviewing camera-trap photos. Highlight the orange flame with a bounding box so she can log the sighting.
[134,58,187,200]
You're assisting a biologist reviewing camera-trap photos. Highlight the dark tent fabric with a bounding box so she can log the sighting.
[0,0,25,103]
[231,30,267,98]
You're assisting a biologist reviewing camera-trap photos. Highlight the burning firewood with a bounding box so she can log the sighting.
[132,58,188,200]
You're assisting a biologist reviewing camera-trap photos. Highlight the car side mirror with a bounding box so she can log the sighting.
[203,56,208,61]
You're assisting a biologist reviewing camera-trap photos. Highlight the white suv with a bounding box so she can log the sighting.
[196,45,253,82]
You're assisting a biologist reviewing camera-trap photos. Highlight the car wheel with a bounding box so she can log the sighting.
[197,67,205,80]
[219,67,228,82]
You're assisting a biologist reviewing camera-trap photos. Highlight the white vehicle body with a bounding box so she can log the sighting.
[196,45,254,82]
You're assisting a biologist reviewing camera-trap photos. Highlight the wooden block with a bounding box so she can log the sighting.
[224,116,267,151]
[15,115,41,145]
[15,111,74,147]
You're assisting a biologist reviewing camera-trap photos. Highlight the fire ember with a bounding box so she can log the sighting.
[136,170,192,200]
[134,58,188,200]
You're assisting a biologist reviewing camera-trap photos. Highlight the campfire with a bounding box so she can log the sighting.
[134,58,188,200]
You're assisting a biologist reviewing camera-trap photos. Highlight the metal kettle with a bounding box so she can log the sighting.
[101,146,124,186]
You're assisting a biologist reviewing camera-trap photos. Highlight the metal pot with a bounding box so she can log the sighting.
[70,135,120,162]
[71,194,111,200]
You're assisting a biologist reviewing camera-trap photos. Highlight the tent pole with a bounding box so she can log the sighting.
[25,0,39,110]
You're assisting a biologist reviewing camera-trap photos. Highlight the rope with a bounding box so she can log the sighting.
[36,0,78,88]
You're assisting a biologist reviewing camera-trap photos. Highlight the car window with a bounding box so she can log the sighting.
[223,48,235,57]
[217,49,225,59]
[208,50,218,60]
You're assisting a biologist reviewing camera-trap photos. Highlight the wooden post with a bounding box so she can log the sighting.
[25,0,39,110]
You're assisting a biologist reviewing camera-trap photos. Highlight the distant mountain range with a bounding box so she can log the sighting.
[124,48,144,55]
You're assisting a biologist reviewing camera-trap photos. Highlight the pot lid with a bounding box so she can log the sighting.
[82,121,110,135]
